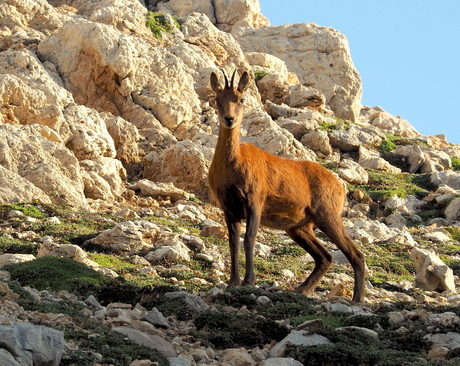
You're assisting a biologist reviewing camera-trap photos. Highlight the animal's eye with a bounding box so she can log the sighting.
[240,98,245,103]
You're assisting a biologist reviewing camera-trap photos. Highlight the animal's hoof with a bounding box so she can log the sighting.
[293,286,311,296]
[241,278,256,287]
[227,279,241,288]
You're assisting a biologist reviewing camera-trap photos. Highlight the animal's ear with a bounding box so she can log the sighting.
[210,72,221,93]
[237,71,250,93]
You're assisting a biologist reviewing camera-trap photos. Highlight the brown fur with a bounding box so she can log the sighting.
[208,70,366,302]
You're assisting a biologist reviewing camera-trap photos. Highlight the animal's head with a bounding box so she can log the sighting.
[210,69,250,129]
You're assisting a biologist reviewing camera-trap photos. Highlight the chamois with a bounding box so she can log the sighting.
[208,69,366,302]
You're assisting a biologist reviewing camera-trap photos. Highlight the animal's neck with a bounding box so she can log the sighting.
[215,123,241,164]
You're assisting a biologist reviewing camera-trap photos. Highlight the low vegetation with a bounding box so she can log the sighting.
[146,11,180,39]
[254,70,271,82]
[350,170,435,202]
[452,157,460,171]
[1,192,460,365]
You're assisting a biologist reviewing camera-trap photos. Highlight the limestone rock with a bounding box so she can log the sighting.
[348,220,416,246]
[0,321,64,366]
[384,195,426,215]
[301,130,333,156]
[145,241,191,263]
[143,140,212,200]
[37,17,202,138]
[0,254,35,269]
[385,213,407,229]
[394,145,425,173]
[245,52,289,79]
[264,100,315,120]
[410,247,455,292]
[269,330,332,358]
[427,134,451,149]
[288,84,326,111]
[256,74,289,105]
[220,348,254,366]
[0,47,73,126]
[336,326,378,340]
[135,180,191,203]
[213,0,267,30]
[163,291,210,313]
[88,220,160,254]
[199,219,228,239]
[338,159,368,185]
[360,106,420,138]
[234,22,362,121]
[104,115,141,177]
[141,307,170,328]
[358,146,402,174]
[431,171,460,190]
[276,109,328,140]
[38,240,87,262]
[422,147,451,172]
[425,332,460,353]
[113,327,177,358]
[158,0,268,30]
[0,166,53,205]
[68,0,150,36]
[157,0,217,23]
[242,109,316,160]
[329,126,383,152]
[424,231,452,244]
[63,105,116,160]
[0,123,88,210]
[261,358,303,366]
[445,198,460,221]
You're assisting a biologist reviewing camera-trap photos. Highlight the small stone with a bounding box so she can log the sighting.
[296,319,325,332]
[336,326,378,340]
[141,307,170,328]
[256,296,271,306]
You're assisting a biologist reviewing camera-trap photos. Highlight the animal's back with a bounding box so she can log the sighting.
[236,143,346,229]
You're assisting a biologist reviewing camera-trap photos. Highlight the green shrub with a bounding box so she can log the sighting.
[0,236,38,255]
[146,11,180,39]
[285,327,431,366]
[319,121,339,132]
[192,311,289,348]
[379,139,397,153]
[5,203,45,218]
[452,157,460,171]
[254,70,270,82]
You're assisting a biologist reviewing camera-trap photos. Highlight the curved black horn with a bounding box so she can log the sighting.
[221,69,229,89]
[230,69,238,89]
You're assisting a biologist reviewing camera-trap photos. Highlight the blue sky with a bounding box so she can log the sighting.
[259,0,460,145]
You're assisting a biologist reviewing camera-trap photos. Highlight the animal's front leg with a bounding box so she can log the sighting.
[225,213,242,287]
[241,204,261,286]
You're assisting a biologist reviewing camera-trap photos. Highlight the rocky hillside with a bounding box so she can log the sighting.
[2,0,460,365]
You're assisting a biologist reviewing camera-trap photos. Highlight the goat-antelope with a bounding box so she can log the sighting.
[208,69,366,302]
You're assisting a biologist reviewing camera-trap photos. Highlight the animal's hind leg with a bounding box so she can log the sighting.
[286,224,333,296]
[317,218,366,302]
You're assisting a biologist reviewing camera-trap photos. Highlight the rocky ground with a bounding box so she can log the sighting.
[1,178,460,365]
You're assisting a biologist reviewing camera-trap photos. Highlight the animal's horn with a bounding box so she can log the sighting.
[230,69,238,89]
[221,69,229,89]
